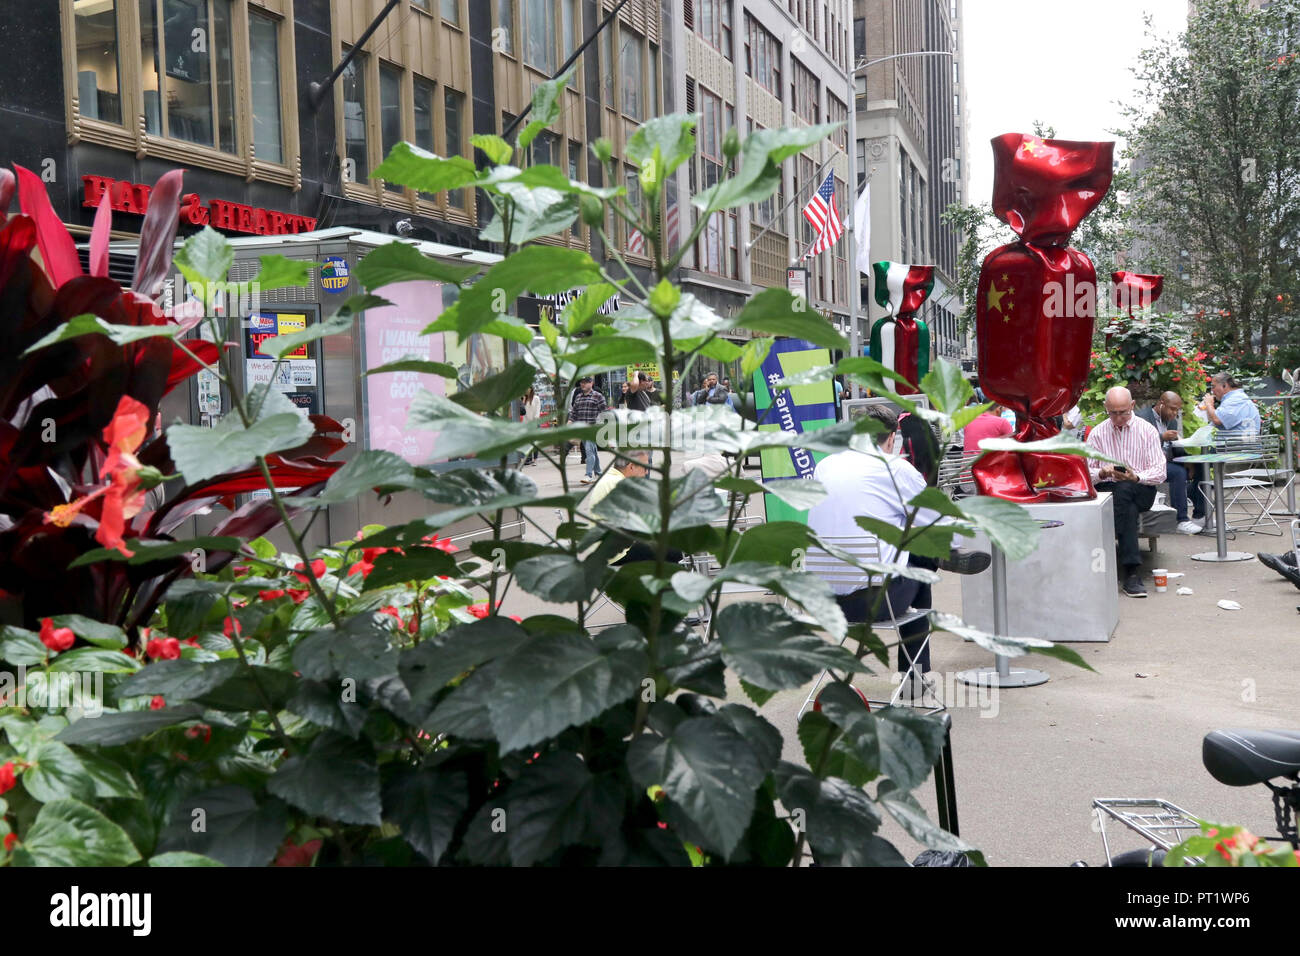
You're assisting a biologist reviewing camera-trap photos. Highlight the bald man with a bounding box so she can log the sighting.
[1138,391,1207,533]
[1086,386,1167,598]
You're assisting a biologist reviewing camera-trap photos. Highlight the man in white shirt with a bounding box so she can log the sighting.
[1086,386,1167,598]
[806,405,985,687]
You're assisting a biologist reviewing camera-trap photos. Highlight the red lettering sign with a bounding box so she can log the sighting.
[82,176,308,236]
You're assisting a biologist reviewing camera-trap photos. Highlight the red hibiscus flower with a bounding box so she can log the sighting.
[222,617,242,638]
[273,838,323,867]
[259,589,286,601]
[467,603,491,619]
[182,637,200,647]
[145,636,181,660]
[42,395,158,557]
[348,547,390,578]
[3,833,16,852]
[287,588,311,604]
[39,618,75,652]
[0,761,16,795]
[293,559,327,583]
[423,534,458,554]
[149,695,166,710]
[378,606,404,625]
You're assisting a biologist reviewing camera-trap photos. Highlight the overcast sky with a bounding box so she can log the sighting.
[963,0,1189,205]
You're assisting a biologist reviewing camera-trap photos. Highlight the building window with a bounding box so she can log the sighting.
[648,42,659,115]
[441,0,459,25]
[523,0,557,74]
[74,0,122,123]
[140,0,237,152]
[620,26,643,119]
[342,49,368,183]
[697,88,736,278]
[855,139,866,190]
[445,87,466,208]
[249,12,282,163]
[531,129,560,167]
[696,0,732,57]
[561,0,578,80]
[496,0,515,55]
[791,58,819,124]
[600,19,614,105]
[853,17,864,61]
[827,93,847,150]
[744,14,781,97]
[413,76,435,200]
[379,62,403,190]
[569,140,583,237]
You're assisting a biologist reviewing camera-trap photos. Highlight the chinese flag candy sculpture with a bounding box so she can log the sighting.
[869,261,934,395]
[973,133,1114,502]
[1112,271,1163,314]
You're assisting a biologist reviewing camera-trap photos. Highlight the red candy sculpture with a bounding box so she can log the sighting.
[870,261,935,396]
[972,134,1115,502]
[1112,271,1163,314]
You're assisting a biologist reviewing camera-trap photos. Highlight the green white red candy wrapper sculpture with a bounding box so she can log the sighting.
[972,133,1114,503]
[869,261,935,396]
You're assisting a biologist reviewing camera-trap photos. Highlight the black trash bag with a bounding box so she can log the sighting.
[911,849,973,867]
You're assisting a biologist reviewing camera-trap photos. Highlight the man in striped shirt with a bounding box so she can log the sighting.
[568,376,608,483]
[1086,386,1168,598]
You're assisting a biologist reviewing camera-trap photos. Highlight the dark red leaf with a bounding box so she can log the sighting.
[13,164,81,288]
[0,216,35,291]
[165,339,220,393]
[133,170,184,297]
[89,191,112,278]
[0,169,14,226]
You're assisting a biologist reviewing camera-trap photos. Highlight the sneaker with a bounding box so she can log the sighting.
[1122,573,1147,598]
[1176,520,1202,534]
[580,476,594,484]
[938,548,992,575]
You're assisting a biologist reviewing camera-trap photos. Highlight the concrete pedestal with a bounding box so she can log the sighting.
[959,493,1119,643]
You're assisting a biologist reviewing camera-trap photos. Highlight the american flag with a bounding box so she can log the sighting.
[801,171,844,259]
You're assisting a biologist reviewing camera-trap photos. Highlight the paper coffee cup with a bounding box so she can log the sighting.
[1153,569,1168,592]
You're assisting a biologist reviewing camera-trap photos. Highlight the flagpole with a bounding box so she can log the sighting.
[847,64,861,388]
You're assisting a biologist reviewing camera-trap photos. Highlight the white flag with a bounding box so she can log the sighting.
[853,182,872,277]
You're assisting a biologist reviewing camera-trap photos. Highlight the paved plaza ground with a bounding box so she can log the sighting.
[501,453,1300,866]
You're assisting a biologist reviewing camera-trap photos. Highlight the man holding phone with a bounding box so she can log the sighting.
[1086,386,1168,598]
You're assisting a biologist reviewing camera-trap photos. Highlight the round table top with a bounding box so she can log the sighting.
[1172,452,1262,464]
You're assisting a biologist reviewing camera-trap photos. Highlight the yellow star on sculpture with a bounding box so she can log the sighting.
[1022,139,1046,157]
[987,281,1008,314]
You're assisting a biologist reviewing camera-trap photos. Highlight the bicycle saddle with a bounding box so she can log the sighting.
[1203,729,1300,786]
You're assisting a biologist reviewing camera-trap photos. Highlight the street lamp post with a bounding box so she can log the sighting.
[846,50,954,390]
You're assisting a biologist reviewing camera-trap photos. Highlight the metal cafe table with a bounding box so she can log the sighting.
[1172,452,1263,563]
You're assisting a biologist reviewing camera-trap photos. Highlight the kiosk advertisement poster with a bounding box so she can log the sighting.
[752,338,837,524]
[243,309,321,414]
[363,281,447,464]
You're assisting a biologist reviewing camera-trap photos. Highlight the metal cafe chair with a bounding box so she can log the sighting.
[795,534,934,718]
[1217,432,1284,535]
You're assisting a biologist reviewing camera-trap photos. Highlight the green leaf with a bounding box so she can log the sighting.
[173,226,234,285]
[118,658,232,700]
[155,785,289,866]
[361,546,459,591]
[693,123,842,211]
[12,798,141,867]
[258,309,353,360]
[0,625,50,665]
[79,751,143,800]
[715,477,826,512]
[450,360,538,413]
[284,450,417,507]
[355,241,481,290]
[705,562,847,639]
[626,113,698,179]
[513,553,602,603]
[733,288,849,351]
[399,618,530,721]
[517,67,576,149]
[23,313,178,356]
[627,716,767,860]
[740,679,776,708]
[167,405,314,485]
[365,358,460,379]
[373,141,479,193]
[46,647,140,673]
[837,356,920,411]
[919,359,973,414]
[68,537,245,569]
[728,520,817,566]
[590,472,727,535]
[717,603,867,691]
[506,752,622,865]
[381,767,469,865]
[481,183,580,244]
[472,133,515,165]
[267,731,382,825]
[407,390,597,462]
[796,710,842,775]
[567,335,658,371]
[292,618,398,683]
[975,432,1121,462]
[23,740,95,803]
[741,336,774,378]
[930,612,1095,671]
[488,631,646,753]
[435,246,603,340]
[954,495,1041,562]
[149,851,226,866]
[561,282,620,333]
[877,779,983,862]
[714,703,783,775]
[252,254,311,291]
[56,704,205,746]
[774,761,882,859]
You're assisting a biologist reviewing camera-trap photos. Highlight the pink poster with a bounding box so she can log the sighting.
[363,280,446,464]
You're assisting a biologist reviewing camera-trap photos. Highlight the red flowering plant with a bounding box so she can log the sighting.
[0,86,1085,867]
[1081,312,1210,427]
[1164,820,1299,867]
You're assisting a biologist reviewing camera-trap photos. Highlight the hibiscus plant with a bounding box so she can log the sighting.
[0,74,1088,867]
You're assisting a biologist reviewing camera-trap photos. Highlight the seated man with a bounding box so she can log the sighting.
[1086,386,1167,598]
[806,405,988,696]
[1138,390,1207,533]
[587,449,683,565]
[1203,372,1262,434]
[963,401,1014,453]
